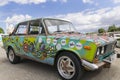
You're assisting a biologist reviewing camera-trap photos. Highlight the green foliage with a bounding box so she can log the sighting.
[0,27,4,33]
[98,28,105,33]
[116,27,120,31]
[108,24,117,32]
[98,24,120,33]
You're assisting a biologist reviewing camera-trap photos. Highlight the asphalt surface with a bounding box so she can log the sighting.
[0,48,120,80]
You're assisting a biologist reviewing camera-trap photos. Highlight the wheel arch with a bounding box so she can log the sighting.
[7,45,14,54]
[54,49,82,66]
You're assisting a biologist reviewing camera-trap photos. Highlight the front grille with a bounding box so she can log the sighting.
[98,42,116,55]
[104,43,114,54]
[95,41,117,61]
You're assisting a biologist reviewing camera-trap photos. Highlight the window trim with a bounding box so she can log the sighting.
[13,22,29,35]
[11,19,48,36]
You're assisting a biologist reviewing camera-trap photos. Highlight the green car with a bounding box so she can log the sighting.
[2,18,117,80]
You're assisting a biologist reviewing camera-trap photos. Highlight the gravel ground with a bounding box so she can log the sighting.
[0,48,120,80]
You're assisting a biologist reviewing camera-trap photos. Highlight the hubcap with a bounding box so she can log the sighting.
[57,56,75,79]
[9,50,14,62]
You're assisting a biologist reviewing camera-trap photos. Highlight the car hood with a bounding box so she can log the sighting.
[52,33,116,46]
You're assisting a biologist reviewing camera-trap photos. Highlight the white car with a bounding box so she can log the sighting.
[113,34,120,47]
[113,34,120,39]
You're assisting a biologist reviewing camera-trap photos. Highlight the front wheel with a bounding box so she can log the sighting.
[56,52,84,80]
[7,48,20,64]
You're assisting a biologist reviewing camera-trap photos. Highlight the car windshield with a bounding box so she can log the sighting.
[44,19,76,34]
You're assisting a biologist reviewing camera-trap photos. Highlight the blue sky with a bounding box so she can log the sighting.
[0,0,120,33]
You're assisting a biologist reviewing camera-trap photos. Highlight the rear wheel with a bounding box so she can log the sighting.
[7,48,20,64]
[56,52,83,80]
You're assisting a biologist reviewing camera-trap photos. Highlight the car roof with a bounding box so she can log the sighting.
[18,18,70,24]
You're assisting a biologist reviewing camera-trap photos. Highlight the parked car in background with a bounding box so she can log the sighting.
[113,33,120,47]
[0,34,8,47]
[2,18,117,80]
[0,34,2,46]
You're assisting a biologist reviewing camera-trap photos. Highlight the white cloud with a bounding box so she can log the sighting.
[82,0,98,6]
[113,0,120,3]
[55,6,120,32]
[5,14,32,24]
[5,14,32,34]
[0,0,68,6]
[82,0,94,4]
[60,0,68,3]
[0,1,8,6]
[0,0,47,6]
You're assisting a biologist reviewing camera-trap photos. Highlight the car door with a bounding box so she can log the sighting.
[13,22,29,55]
[24,20,48,61]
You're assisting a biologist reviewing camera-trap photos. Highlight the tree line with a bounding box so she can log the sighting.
[0,27,4,34]
[98,24,120,33]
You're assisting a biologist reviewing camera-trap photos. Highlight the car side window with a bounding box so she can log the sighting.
[28,20,45,35]
[15,23,28,35]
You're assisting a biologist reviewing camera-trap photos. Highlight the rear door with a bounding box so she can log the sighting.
[13,22,28,55]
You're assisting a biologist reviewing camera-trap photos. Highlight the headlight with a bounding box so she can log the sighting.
[96,48,100,56]
[101,47,104,54]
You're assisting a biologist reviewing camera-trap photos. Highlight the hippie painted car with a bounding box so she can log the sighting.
[2,18,117,80]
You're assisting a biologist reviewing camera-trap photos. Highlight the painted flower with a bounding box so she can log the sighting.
[40,44,45,51]
[23,42,29,52]
[28,43,35,52]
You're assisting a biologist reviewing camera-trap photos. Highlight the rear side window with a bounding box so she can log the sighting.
[15,22,28,35]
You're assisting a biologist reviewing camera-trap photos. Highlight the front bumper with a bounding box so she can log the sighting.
[82,60,105,70]
[81,52,117,70]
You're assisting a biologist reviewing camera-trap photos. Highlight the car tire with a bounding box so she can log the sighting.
[56,52,84,80]
[7,48,20,64]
